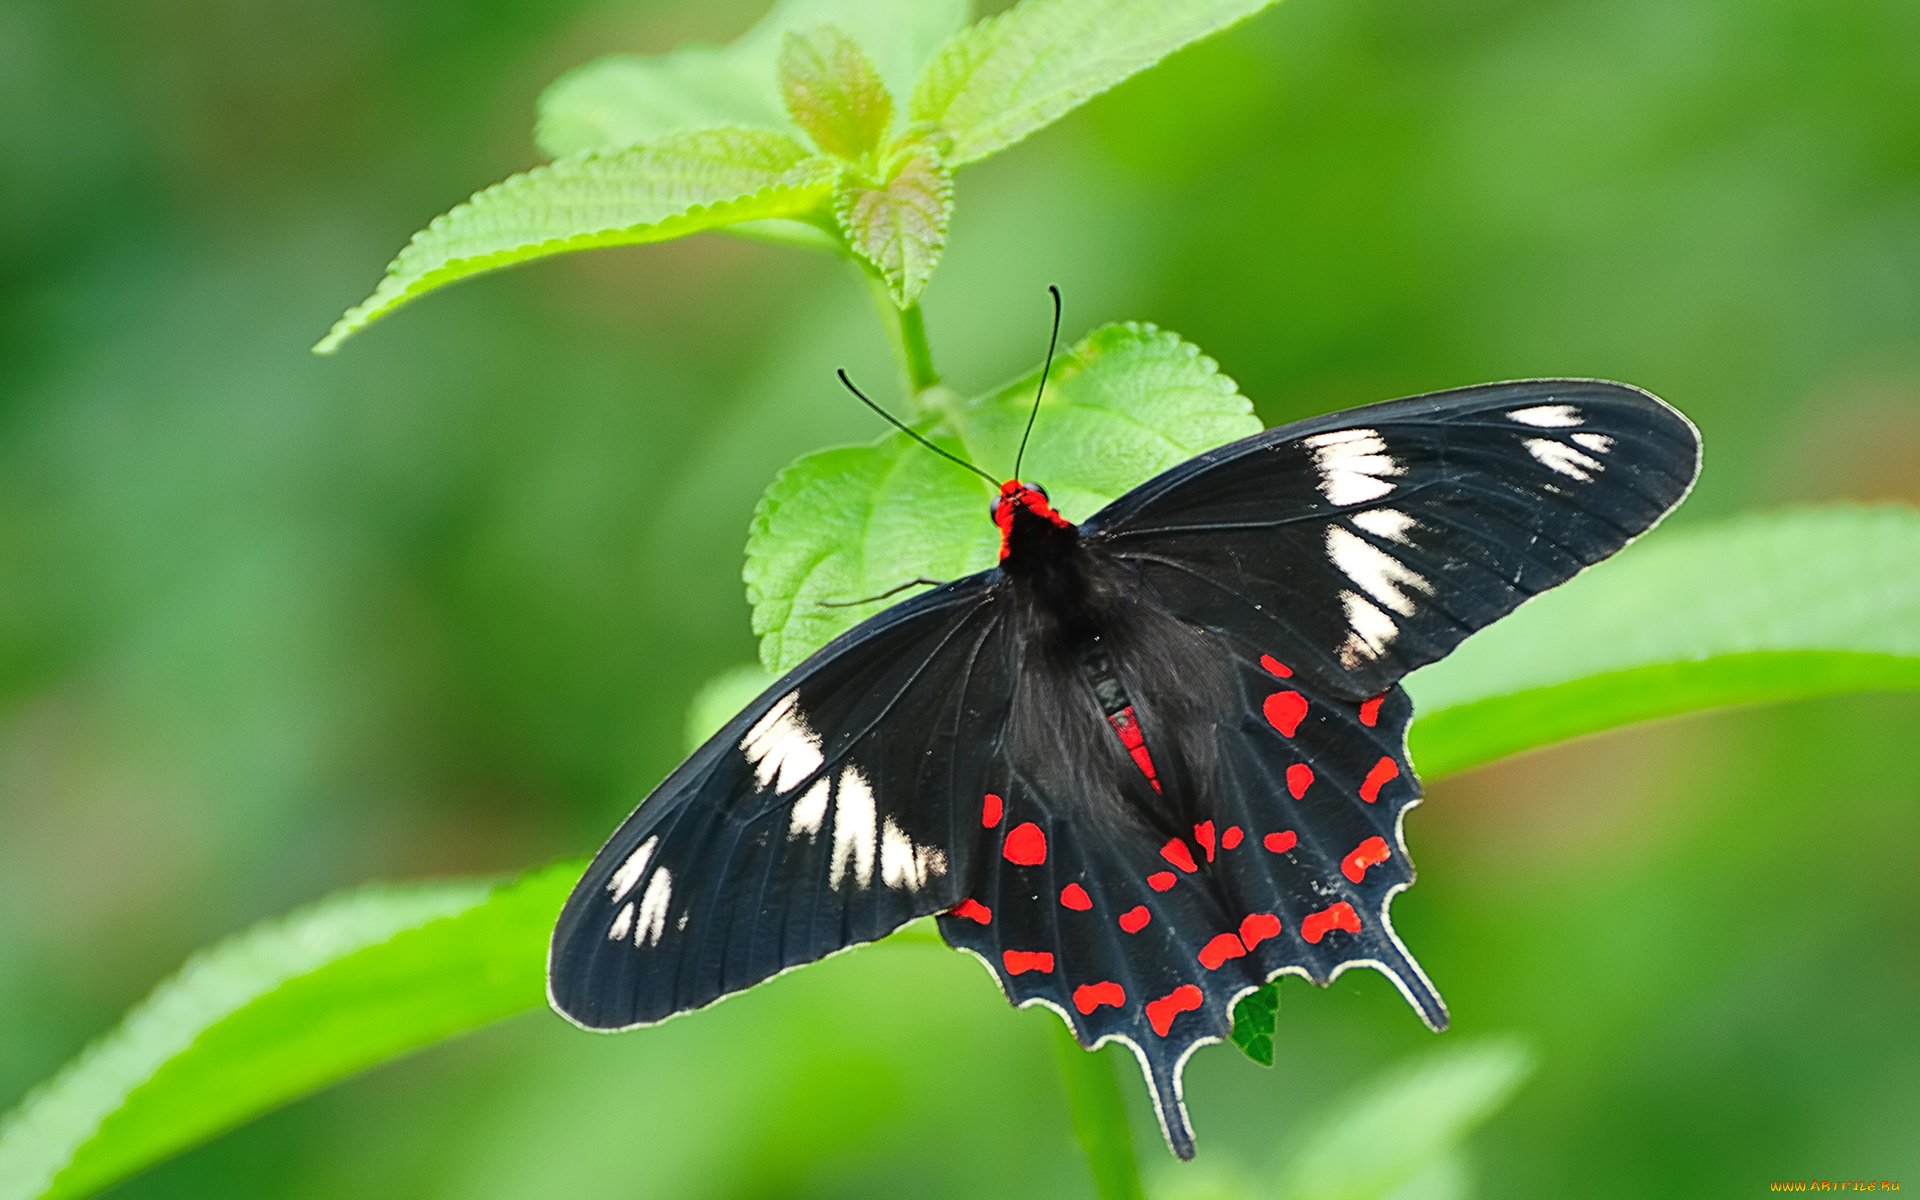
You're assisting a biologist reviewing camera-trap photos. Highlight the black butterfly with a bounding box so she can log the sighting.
[548,370,1700,1158]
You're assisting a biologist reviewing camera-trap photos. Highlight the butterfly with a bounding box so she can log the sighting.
[547,356,1700,1158]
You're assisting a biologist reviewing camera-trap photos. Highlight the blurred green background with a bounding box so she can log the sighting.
[2,0,1916,1195]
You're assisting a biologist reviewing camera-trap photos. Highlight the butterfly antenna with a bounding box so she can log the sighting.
[836,369,998,486]
[1013,285,1063,482]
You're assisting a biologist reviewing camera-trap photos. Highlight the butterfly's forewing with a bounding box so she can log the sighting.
[1084,379,1702,699]
[548,582,1015,1030]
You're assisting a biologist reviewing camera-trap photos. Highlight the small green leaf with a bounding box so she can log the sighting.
[314,129,836,354]
[744,323,1260,672]
[537,0,968,158]
[1229,983,1278,1066]
[0,866,577,1200]
[836,152,954,305]
[1405,505,1920,779]
[911,0,1281,165]
[1275,1040,1534,1200]
[779,26,896,159]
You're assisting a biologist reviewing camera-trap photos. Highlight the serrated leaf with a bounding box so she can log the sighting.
[1405,505,1920,779]
[779,26,896,159]
[537,0,968,158]
[911,0,1280,166]
[1229,982,1278,1066]
[745,322,1260,672]
[314,129,836,354]
[836,152,954,305]
[0,866,576,1200]
[1275,1041,1534,1200]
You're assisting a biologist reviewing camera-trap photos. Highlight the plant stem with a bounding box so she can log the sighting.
[861,270,941,402]
[1051,1022,1147,1200]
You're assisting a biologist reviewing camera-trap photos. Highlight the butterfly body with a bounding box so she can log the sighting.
[549,378,1701,1159]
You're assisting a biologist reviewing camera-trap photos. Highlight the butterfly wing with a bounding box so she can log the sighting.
[1082,378,1702,698]
[548,578,1017,1031]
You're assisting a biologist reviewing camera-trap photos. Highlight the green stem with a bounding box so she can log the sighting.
[1051,1022,1147,1200]
[861,269,940,401]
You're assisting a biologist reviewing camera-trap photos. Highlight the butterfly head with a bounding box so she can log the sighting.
[993,479,1072,562]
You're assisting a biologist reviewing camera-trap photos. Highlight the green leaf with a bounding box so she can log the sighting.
[744,323,1260,672]
[779,26,896,159]
[1404,505,1920,780]
[1275,1040,1534,1200]
[536,0,968,158]
[910,0,1281,166]
[686,663,777,753]
[836,152,954,305]
[1228,982,1278,1066]
[314,129,836,354]
[0,865,578,1200]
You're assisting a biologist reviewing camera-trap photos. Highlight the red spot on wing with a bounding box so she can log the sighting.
[1359,757,1400,803]
[1199,932,1248,970]
[1003,822,1047,865]
[1286,763,1314,799]
[1002,950,1055,975]
[982,793,1003,827]
[1060,883,1092,911]
[1221,826,1244,850]
[1240,912,1282,950]
[1119,905,1151,933]
[1148,871,1176,891]
[1146,985,1204,1036]
[1160,839,1198,873]
[1358,695,1384,727]
[1341,836,1391,883]
[1260,655,1293,678]
[1073,981,1126,1014]
[1263,830,1298,854]
[1301,902,1362,944]
[1264,691,1308,736]
[950,898,991,924]
[1194,821,1216,862]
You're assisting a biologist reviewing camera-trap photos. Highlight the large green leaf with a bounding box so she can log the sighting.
[1404,505,1920,778]
[536,0,969,158]
[778,25,897,160]
[314,130,837,354]
[1274,1041,1534,1200]
[744,322,1261,672]
[911,0,1281,166]
[0,866,576,1200]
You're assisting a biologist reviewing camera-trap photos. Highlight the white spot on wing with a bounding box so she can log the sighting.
[741,691,824,794]
[607,902,633,942]
[607,836,658,903]
[1336,590,1399,667]
[787,776,830,841]
[1525,437,1604,482]
[1327,526,1430,616]
[1571,432,1614,453]
[1506,404,1583,428]
[1303,428,1402,506]
[634,868,673,947]
[1350,508,1417,544]
[880,816,947,891]
[829,767,877,889]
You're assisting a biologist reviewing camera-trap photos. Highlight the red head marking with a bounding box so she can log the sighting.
[993,480,1071,561]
